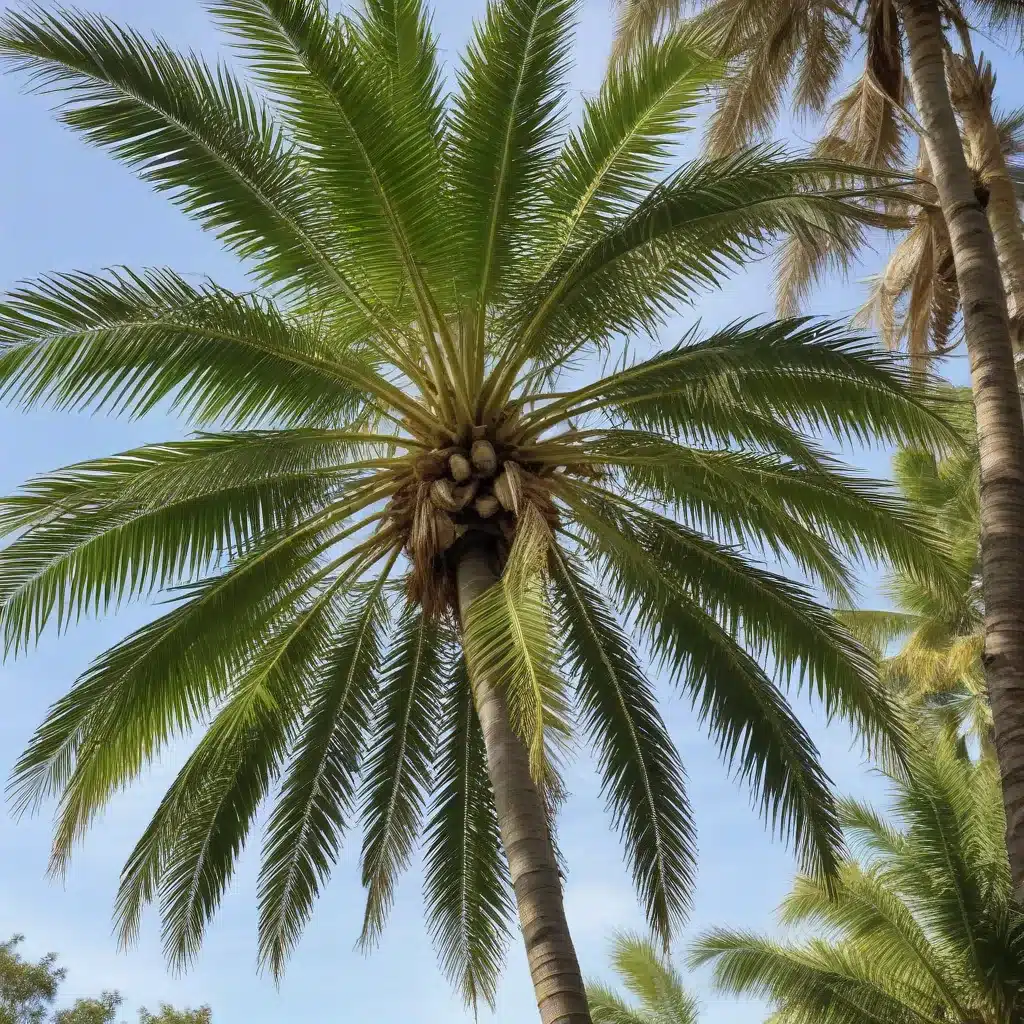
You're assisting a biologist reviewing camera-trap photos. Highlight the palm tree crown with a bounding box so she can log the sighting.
[692,736,1024,1024]
[0,0,959,1011]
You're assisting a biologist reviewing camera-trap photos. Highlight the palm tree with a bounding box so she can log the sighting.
[691,735,1024,1024]
[587,933,698,1024]
[838,396,990,747]
[0,2,961,1021]
[612,0,1024,901]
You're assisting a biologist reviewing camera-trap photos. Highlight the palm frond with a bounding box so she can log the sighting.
[545,25,721,261]
[423,658,513,1010]
[550,551,695,945]
[208,0,447,313]
[527,318,960,456]
[448,0,575,321]
[0,5,357,300]
[607,931,699,1023]
[512,153,912,373]
[257,565,394,977]
[689,931,931,1024]
[7,522,335,851]
[358,604,449,948]
[0,269,396,426]
[563,487,848,884]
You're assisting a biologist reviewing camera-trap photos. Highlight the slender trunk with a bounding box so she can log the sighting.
[455,541,591,1024]
[902,0,1024,897]
[951,60,1024,347]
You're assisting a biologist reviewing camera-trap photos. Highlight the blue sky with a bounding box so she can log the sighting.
[0,1,1016,1021]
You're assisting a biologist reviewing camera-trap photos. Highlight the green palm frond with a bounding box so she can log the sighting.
[0,6,352,299]
[588,931,699,1024]
[257,566,394,977]
[564,487,849,884]
[0,269,384,425]
[545,26,722,258]
[551,552,695,945]
[692,735,1023,1024]
[423,659,513,1010]
[448,0,575,321]
[358,605,449,948]
[690,931,933,1024]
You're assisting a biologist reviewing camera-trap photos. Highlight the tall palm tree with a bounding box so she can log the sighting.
[0,2,961,1021]
[613,0,1024,902]
[691,735,1024,1024]
[838,396,990,747]
[587,933,698,1024]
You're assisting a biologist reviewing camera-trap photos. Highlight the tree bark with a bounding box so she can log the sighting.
[950,56,1024,349]
[902,0,1024,898]
[455,540,591,1024]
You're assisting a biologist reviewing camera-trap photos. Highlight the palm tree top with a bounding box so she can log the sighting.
[0,0,963,1004]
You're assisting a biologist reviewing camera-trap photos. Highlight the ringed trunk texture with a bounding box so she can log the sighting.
[902,0,1024,897]
[455,541,591,1024]
[952,64,1024,348]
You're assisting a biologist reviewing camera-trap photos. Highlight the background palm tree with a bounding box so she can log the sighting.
[838,396,989,747]
[692,735,1024,1024]
[0,1,962,1021]
[587,933,698,1024]
[612,0,1024,901]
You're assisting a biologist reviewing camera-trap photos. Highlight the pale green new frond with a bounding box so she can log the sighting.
[833,609,922,658]
[689,932,931,1024]
[776,867,954,1005]
[358,604,449,948]
[0,5,353,298]
[423,659,513,1010]
[462,505,567,778]
[586,984,649,1024]
[608,932,699,1023]
[257,565,394,978]
[550,551,695,944]
[836,797,910,861]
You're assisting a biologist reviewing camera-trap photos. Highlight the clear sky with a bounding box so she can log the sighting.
[0,2,1016,1022]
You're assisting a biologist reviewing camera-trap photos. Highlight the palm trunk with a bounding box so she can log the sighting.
[455,541,591,1024]
[901,0,1024,898]
[951,59,1024,347]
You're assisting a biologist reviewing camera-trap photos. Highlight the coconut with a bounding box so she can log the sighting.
[413,451,448,481]
[493,461,522,512]
[433,509,456,551]
[449,452,472,482]
[452,479,478,510]
[471,439,498,476]
[474,494,501,519]
[430,478,460,512]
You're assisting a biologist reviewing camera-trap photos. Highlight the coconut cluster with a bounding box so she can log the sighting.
[385,429,558,615]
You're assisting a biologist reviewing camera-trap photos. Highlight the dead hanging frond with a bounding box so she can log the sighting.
[611,0,682,61]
